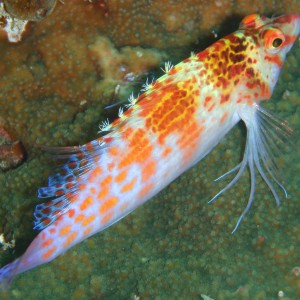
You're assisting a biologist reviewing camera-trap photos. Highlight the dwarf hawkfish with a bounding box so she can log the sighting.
[0,14,299,288]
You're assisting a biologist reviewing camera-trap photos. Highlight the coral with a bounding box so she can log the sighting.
[2,0,57,21]
[0,0,58,43]
[103,0,300,48]
[0,3,28,42]
[0,0,299,299]
[0,233,15,251]
[0,125,26,171]
[88,36,166,99]
[0,1,167,154]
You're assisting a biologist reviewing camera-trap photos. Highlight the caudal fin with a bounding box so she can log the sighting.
[0,258,20,291]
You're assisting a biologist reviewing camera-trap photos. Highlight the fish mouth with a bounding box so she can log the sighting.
[271,14,300,52]
[287,14,300,50]
[276,14,300,38]
[289,14,300,37]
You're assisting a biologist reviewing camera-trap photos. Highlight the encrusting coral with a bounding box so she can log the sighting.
[2,0,57,21]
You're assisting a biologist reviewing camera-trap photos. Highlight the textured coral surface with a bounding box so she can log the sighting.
[0,0,300,299]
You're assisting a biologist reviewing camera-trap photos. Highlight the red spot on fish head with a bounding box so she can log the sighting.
[239,14,267,30]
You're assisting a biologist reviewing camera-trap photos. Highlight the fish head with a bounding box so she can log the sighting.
[238,14,300,100]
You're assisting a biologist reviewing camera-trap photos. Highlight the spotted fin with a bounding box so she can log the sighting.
[34,139,106,230]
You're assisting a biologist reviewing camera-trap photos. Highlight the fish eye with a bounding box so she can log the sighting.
[272,37,283,48]
[263,29,285,51]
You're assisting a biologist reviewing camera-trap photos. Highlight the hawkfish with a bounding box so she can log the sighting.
[1,14,299,288]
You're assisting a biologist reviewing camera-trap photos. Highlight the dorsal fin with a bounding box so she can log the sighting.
[34,139,107,230]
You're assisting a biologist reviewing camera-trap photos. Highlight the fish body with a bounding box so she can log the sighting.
[1,14,299,287]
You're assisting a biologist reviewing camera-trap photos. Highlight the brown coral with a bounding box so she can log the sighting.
[0,126,26,171]
[2,0,57,21]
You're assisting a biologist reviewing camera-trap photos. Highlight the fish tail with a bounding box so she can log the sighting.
[0,258,20,291]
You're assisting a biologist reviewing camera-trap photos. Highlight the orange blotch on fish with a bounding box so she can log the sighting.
[80,196,94,210]
[89,167,103,182]
[59,225,72,236]
[41,239,53,248]
[216,77,229,89]
[192,90,200,97]
[178,123,205,166]
[103,136,113,143]
[97,186,109,199]
[78,183,86,191]
[141,161,156,182]
[83,226,94,236]
[199,69,207,77]
[220,94,230,104]
[234,79,240,85]
[241,13,260,27]
[68,209,75,218]
[220,111,229,124]
[63,232,78,248]
[75,214,85,223]
[109,147,119,156]
[42,246,57,260]
[208,103,216,112]
[264,55,282,68]
[115,170,128,183]
[138,183,154,199]
[162,147,172,157]
[203,95,212,107]
[246,99,254,106]
[41,232,46,240]
[49,228,56,234]
[121,178,137,193]
[82,215,96,227]
[101,212,113,224]
[178,122,203,147]
[245,67,255,77]
[285,34,297,46]
[107,162,115,171]
[90,187,96,194]
[120,202,129,212]
[101,175,112,187]
[99,197,119,214]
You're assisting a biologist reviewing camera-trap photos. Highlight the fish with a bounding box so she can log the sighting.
[1,14,299,289]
